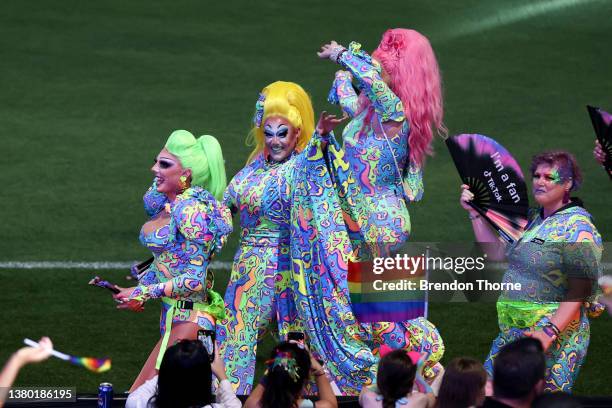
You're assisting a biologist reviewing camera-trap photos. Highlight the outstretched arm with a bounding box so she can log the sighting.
[0,337,53,408]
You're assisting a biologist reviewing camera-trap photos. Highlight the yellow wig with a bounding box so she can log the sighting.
[246,81,315,163]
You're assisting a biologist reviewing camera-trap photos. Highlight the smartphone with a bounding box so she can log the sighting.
[287,331,305,344]
[130,257,154,280]
[88,276,120,294]
[197,329,215,362]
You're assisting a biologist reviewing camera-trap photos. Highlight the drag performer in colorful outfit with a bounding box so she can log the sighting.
[318,29,445,378]
[216,81,378,395]
[115,130,232,391]
[460,151,602,392]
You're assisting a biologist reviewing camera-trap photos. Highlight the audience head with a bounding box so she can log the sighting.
[436,357,487,408]
[377,349,417,408]
[151,339,213,408]
[261,341,311,408]
[493,338,545,402]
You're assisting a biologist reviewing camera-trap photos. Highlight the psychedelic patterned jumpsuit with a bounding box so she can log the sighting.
[132,186,232,365]
[217,133,378,395]
[485,203,602,392]
[328,42,444,375]
[215,153,299,394]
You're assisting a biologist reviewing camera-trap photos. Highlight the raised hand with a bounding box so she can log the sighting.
[460,184,477,214]
[316,111,348,136]
[317,41,345,61]
[113,287,144,312]
[15,337,53,365]
[594,139,606,165]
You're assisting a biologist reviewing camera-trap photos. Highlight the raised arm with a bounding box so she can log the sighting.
[319,41,405,124]
[0,337,53,408]
[459,184,507,260]
[328,70,359,118]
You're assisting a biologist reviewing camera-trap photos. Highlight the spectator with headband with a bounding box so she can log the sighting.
[244,341,337,408]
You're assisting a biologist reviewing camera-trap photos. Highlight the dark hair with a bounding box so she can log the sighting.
[261,342,311,408]
[493,338,545,400]
[436,357,487,408]
[150,340,213,408]
[530,150,582,191]
[532,392,582,408]
[377,350,417,408]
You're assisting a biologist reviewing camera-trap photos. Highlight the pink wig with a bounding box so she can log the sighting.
[371,28,444,167]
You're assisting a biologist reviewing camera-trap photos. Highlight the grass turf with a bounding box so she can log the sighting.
[1,0,611,395]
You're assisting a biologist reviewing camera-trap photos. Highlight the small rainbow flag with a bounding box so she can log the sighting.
[24,339,111,373]
[348,259,427,323]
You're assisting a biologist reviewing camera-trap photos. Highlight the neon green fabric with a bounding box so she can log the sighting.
[154,291,227,369]
[496,300,558,328]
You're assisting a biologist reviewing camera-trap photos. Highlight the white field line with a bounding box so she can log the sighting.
[438,0,604,41]
[0,261,233,270]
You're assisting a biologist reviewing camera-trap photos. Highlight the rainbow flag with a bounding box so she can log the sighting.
[348,259,427,323]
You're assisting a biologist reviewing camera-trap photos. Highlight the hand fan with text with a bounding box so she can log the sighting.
[446,134,529,243]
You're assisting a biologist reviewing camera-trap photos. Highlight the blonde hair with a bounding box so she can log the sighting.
[246,81,315,163]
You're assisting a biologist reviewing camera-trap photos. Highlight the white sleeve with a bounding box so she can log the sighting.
[214,379,242,408]
[126,376,158,408]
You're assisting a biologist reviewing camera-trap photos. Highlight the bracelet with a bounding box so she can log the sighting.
[542,325,558,340]
[330,46,347,63]
[469,213,481,220]
[547,321,561,336]
[312,368,326,377]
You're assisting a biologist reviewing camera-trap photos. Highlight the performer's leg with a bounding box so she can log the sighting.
[484,328,513,378]
[545,314,590,392]
[129,321,199,392]
[274,251,301,337]
[217,257,276,395]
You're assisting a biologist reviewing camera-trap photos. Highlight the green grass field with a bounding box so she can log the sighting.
[1,0,611,395]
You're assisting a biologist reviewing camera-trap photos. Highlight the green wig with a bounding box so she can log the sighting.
[165,130,227,200]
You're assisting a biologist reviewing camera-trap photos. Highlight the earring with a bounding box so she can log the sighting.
[563,188,570,204]
[179,175,190,192]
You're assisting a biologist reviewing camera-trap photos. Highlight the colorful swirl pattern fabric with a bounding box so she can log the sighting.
[291,133,379,394]
[485,203,602,392]
[217,133,380,395]
[135,186,232,333]
[331,42,416,256]
[329,42,442,370]
[216,153,300,395]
